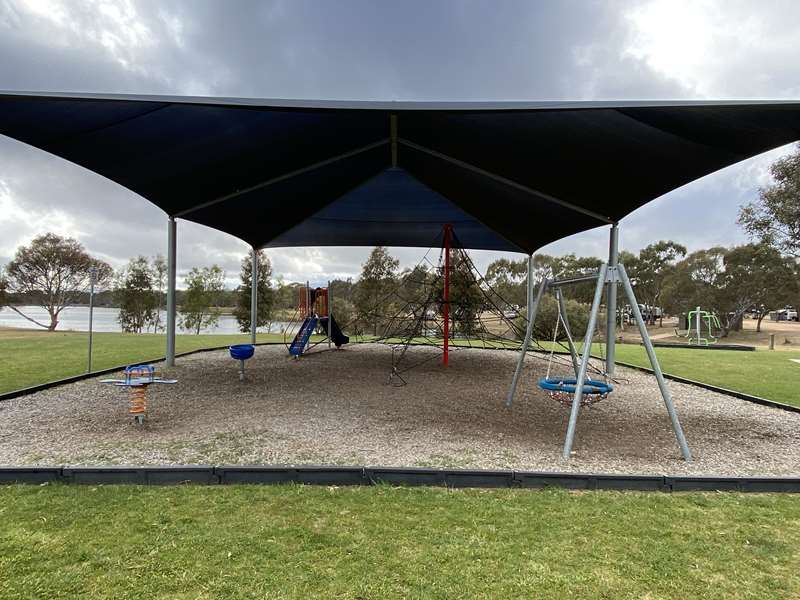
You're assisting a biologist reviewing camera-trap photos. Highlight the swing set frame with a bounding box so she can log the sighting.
[506,225,693,462]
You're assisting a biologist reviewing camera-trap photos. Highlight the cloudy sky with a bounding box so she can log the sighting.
[1,0,799,287]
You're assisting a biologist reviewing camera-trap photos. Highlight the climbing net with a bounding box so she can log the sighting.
[335,229,615,388]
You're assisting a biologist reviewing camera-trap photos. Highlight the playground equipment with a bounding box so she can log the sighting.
[675,306,721,346]
[508,256,693,462]
[285,283,349,357]
[537,287,614,407]
[538,377,614,406]
[229,344,255,381]
[99,365,177,424]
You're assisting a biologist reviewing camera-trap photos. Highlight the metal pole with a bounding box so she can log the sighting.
[562,264,608,460]
[250,248,258,344]
[696,305,701,345]
[619,263,692,461]
[327,280,332,349]
[443,224,451,367]
[305,280,311,353]
[506,255,547,407]
[87,266,96,373]
[606,223,619,376]
[556,287,579,377]
[166,217,177,368]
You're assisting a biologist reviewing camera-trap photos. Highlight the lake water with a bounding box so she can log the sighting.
[0,305,290,335]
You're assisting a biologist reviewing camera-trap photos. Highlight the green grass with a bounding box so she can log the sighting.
[612,344,800,407]
[0,329,294,394]
[1,484,799,599]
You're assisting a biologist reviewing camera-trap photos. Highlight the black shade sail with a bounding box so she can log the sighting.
[1,92,799,253]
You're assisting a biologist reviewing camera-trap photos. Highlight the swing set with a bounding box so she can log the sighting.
[507,254,693,462]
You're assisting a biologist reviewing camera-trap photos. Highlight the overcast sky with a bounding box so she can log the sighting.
[1,0,799,287]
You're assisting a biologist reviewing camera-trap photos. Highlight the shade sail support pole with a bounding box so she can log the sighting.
[618,263,692,461]
[506,256,546,407]
[443,224,451,367]
[166,216,177,368]
[606,223,619,376]
[327,280,332,349]
[562,263,608,460]
[250,247,258,344]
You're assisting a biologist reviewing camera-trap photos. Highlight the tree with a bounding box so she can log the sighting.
[739,144,800,258]
[549,254,602,303]
[515,294,590,343]
[626,241,687,325]
[329,278,355,304]
[399,265,433,306]
[435,251,484,338]
[180,265,225,335]
[0,268,8,307]
[115,256,158,333]
[484,257,528,308]
[150,255,167,333]
[720,244,797,333]
[354,247,399,335]
[4,233,112,331]
[483,254,569,309]
[234,249,274,333]
[663,244,797,336]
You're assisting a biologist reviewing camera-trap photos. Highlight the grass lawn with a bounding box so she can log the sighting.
[612,344,800,407]
[0,329,295,394]
[0,485,798,599]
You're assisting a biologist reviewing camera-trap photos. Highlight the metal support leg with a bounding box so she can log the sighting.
[165,217,177,368]
[506,255,547,407]
[618,264,692,461]
[327,280,332,349]
[87,267,96,373]
[556,288,579,377]
[606,223,619,376]
[250,248,258,344]
[562,263,608,460]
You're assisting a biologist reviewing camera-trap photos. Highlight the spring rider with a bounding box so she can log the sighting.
[99,364,177,425]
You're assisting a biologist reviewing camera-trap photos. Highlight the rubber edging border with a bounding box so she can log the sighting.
[2,466,800,492]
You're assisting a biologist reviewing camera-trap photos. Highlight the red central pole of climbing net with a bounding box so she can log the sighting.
[443,224,452,367]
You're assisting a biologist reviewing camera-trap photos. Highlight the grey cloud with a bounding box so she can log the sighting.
[1,0,799,287]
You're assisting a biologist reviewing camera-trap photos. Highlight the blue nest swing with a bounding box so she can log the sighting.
[538,377,613,406]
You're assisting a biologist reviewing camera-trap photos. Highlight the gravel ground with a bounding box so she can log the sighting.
[1,343,798,476]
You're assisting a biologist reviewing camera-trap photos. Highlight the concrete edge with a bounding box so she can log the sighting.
[1,466,799,492]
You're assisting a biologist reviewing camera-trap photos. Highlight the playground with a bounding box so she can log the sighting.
[2,343,799,475]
